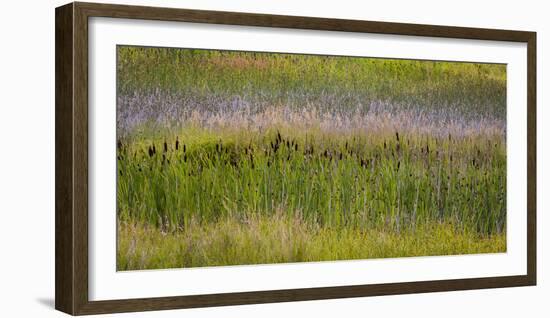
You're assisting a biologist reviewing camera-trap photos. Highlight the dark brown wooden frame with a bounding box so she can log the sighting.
[55,1,537,315]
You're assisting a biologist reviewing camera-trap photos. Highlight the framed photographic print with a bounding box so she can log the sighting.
[55,2,536,315]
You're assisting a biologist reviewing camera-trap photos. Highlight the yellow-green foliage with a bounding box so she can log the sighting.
[117,215,505,270]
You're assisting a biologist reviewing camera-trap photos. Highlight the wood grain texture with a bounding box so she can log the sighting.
[527,32,537,285]
[75,1,532,42]
[73,2,89,313]
[55,1,537,315]
[55,3,75,314]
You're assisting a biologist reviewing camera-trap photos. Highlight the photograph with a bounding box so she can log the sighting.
[115,46,507,271]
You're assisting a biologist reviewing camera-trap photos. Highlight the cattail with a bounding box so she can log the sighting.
[286,140,290,148]
[397,161,401,171]
[148,146,154,157]
[175,137,179,150]
[183,144,186,153]
[277,131,282,142]
[384,141,387,149]
[163,140,168,153]
[294,143,298,151]
[339,152,343,160]
[395,131,400,142]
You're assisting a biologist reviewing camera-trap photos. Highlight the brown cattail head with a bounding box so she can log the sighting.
[163,140,168,153]
[175,137,179,150]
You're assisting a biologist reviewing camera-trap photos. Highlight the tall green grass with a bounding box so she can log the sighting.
[117,126,505,236]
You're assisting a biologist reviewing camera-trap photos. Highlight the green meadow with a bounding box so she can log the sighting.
[116,47,506,270]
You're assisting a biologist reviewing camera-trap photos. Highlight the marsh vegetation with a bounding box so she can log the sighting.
[116,47,506,270]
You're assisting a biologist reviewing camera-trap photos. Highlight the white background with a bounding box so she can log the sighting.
[89,17,527,301]
[0,0,547,316]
